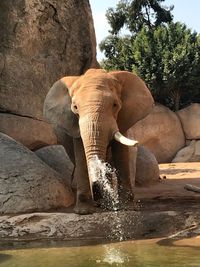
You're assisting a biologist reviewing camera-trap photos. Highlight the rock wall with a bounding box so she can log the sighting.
[0,133,74,214]
[172,140,200,163]
[0,113,57,149]
[176,103,200,140]
[35,145,74,185]
[0,0,98,149]
[129,103,200,164]
[173,103,200,162]
[135,145,160,186]
[128,104,185,163]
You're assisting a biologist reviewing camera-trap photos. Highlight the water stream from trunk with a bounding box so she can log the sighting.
[88,156,126,264]
[88,156,119,211]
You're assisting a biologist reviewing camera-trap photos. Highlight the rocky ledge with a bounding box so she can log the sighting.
[0,132,200,242]
[0,208,200,242]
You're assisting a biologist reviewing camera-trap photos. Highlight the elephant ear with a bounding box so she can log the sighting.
[110,71,154,132]
[43,76,80,138]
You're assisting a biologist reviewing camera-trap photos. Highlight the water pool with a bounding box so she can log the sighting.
[0,238,200,267]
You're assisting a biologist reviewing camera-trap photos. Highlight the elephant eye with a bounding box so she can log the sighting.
[71,103,78,114]
[113,103,117,108]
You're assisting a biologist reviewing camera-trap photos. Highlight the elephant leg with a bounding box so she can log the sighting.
[111,140,136,204]
[53,126,75,164]
[73,138,95,214]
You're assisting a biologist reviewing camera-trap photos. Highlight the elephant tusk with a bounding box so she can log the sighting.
[114,131,138,147]
[89,179,94,200]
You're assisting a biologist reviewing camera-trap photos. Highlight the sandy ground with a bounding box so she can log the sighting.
[173,236,200,247]
[133,236,200,247]
[0,163,200,241]
[134,162,200,201]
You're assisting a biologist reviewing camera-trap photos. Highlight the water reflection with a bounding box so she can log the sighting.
[0,238,200,267]
[0,253,12,264]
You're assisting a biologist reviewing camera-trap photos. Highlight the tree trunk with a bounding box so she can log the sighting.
[173,90,181,111]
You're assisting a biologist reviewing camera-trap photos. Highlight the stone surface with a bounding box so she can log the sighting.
[0,162,200,241]
[176,103,200,140]
[172,140,200,163]
[0,0,98,120]
[135,145,160,186]
[0,113,57,150]
[35,145,74,184]
[0,133,74,214]
[128,104,185,163]
[0,210,199,241]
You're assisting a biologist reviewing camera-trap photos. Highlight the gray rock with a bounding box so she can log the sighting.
[35,145,74,185]
[172,140,200,163]
[0,210,199,241]
[0,133,74,214]
[136,146,160,186]
[176,103,200,140]
[0,0,98,120]
[0,113,57,150]
[128,104,185,163]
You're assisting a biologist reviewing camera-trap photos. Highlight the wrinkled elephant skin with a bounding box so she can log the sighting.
[43,69,154,214]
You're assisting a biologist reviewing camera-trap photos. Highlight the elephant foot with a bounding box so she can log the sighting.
[74,194,96,215]
[118,189,134,208]
[74,203,96,215]
[94,187,133,211]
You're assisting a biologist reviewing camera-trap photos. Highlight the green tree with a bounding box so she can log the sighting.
[132,22,200,110]
[100,35,134,70]
[100,0,173,73]
[100,0,200,110]
[105,0,173,35]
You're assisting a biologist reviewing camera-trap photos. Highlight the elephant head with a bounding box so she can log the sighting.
[44,69,154,202]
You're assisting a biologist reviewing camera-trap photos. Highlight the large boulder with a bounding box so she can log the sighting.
[176,103,200,140]
[35,145,74,185]
[128,104,185,163]
[0,133,74,214]
[0,113,57,150]
[135,146,160,186]
[0,0,98,146]
[172,140,200,163]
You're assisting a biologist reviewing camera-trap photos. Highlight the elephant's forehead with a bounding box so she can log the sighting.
[72,73,120,92]
[73,87,115,102]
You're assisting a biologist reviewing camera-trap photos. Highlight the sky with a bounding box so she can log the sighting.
[90,0,200,60]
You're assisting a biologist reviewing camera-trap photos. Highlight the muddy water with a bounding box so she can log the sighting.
[0,238,200,267]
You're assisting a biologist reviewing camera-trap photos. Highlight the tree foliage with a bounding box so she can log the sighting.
[100,35,134,70]
[132,23,200,110]
[100,0,200,110]
[106,0,173,35]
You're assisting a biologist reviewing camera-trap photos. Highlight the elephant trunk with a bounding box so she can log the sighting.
[79,114,139,198]
[79,119,108,162]
[79,115,112,197]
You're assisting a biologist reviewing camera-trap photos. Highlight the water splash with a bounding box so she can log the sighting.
[94,243,130,266]
[102,245,128,265]
[88,156,119,210]
[88,156,125,241]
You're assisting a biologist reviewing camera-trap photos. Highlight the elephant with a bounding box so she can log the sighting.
[43,68,154,214]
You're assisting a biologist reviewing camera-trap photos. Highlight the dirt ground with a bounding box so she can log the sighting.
[0,162,200,241]
[134,162,200,204]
